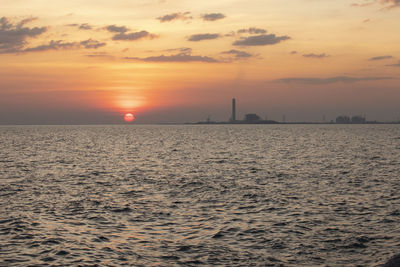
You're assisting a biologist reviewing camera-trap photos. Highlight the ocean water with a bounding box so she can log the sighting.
[0,124,399,266]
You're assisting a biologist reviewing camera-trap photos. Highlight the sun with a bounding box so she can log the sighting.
[124,113,135,122]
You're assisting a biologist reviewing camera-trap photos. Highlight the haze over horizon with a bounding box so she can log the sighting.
[1,0,400,124]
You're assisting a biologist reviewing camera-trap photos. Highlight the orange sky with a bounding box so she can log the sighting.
[1,0,399,123]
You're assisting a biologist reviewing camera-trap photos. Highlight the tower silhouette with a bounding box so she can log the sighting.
[231,98,236,122]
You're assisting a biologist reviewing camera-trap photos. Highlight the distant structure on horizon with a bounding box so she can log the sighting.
[244,113,261,123]
[228,97,278,124]
[231,98,236,122]
[194,97,278,124]
[336,115,366,124]
[193,99,397,125]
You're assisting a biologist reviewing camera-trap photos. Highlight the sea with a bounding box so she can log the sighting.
[0,124,399,266]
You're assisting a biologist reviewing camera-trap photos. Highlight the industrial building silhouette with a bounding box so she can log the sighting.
[228,98,278,124]
[195,98,381,124]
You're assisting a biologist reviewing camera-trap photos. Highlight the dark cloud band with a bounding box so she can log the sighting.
[157,12,192,22]
[112,31,157,41]
[124,52,218,63]
[23,39,106,52]
[303,53,329,58]
[274,76,393,84]
[237,27,267,34]
[106,25,129,33]
[369,55,393,61]
[221,49,252,59]
[201,13,226,21]
[188,33,220,42]
[0,17,47,54]
[233,34,290,46]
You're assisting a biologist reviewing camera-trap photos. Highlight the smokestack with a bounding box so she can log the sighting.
[232,98,236,122]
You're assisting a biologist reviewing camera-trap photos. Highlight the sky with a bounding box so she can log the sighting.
[0,0,399,124]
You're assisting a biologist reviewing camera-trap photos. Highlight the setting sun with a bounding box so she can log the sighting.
[124,113,135,122]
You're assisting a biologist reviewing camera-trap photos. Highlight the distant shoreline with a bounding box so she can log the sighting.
[187,121,400,125]
[1,122,400,126]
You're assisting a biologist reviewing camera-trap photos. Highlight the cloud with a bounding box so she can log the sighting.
[274,76,393,84]
[105,25,129,33]
[369,55,393,61]
[24,40,78,52]
[233,34,290,46]
[105,24,157,41]
[291,51,297,54]
[379,0,400,9]
[86,52,114,59]
[237,27,267,34]
[351,1,375,7]
[80,39,106,49]
[303,53,329,58]
[160,47,192,53]
[157,12,192,22]
[67,23,92,30]
[23,39,106,52]
[386,61,400,67]
[188,33,220,41]
[201,13,226,21]
[79,23,92,30]
[224,31,236,37]
[0,16,47,54]
[221,49,253,59]
[112,31,157,41]
[352,0,400,9]
[124,52,218,63]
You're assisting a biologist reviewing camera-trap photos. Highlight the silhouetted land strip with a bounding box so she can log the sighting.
[194,120,279,125]
[189,120,400,125]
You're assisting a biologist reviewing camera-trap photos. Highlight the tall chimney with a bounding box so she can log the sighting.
[232,98,236,122]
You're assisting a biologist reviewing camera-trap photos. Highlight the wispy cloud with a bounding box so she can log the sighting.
[237,27,267,34]
[157,12,192,22]
[159,47,192,53]
[369,55,393,61]
[105,25,129,33]
[105,24,157,41]
[379,0,400,9]
[0,16,47,54]
[124,52,218,63]
[188,33,220,42]
[112,31,157,41]
[351,1,375,7]
[24,40,77,52]
[201,13,226,21]
[23,39,106,52]
[386,61,400,67]
[233,34,290,46]
[221,49,253,59]
[67,23,92,30]
[352,0,400,10]
[274,76,393,84]
[80,39,106,49]
[303,53,329,58]
[86,52,114,59]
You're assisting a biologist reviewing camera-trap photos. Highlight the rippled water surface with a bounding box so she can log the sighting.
[1,125,399,266]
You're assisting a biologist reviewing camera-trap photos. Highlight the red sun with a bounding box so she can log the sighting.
[124,113,135,122]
